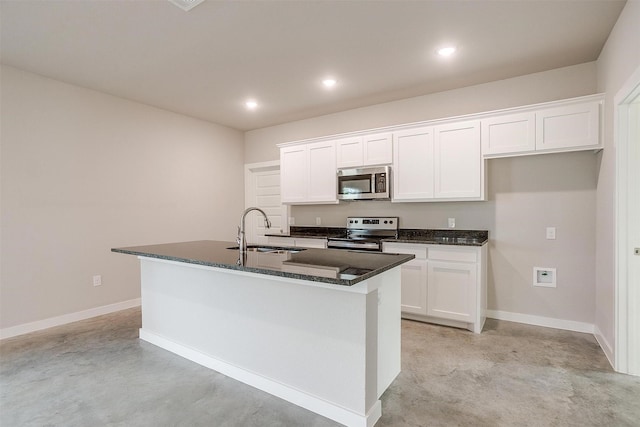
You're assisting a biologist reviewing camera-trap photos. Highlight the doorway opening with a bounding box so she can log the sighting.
[615,64,640,376]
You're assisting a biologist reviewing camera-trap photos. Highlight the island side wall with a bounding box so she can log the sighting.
[136,257,401,427]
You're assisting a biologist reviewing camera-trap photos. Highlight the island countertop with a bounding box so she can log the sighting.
[112,240,414,286]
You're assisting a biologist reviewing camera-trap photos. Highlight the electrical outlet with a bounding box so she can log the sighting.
[93,275,102,287]
[288,217,295,225]
[546,227,556,240]
[448,218,455,228]
[316,217,321,226]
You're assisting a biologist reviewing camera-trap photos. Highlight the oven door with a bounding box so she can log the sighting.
[337,166,390,200]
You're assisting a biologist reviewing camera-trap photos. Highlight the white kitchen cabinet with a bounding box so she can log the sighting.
[383,242,487,333]
[382,243,428,315]
[336,136,363,168]
[535,101,600,152]
[392,126,434,201]
[482,95,603,158]
[280,145,308,204]
[336,133,392,168]
[393,122,483,202]
[363,133,393,166]
[280,141,338,205]
[427,260,477,323]
[434,120,482,199]
[307,141,337,203]
[481,112,535,156]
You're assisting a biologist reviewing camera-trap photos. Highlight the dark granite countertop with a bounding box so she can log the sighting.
[384,229,488,246]
[267,226,488,246]
[265,226,345,240]
[112,240,414,287]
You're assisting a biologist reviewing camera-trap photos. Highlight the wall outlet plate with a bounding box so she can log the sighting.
[448,218,455,228]
[546,227,556,239]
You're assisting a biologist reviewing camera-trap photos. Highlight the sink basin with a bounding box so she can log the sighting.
[226,245,305,254]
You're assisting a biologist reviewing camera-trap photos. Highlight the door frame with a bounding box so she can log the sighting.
[615,64,640,376]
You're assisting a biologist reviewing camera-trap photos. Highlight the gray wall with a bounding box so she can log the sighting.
[0,66,245,329]
[245,62,599,325]
[595,0,640,357]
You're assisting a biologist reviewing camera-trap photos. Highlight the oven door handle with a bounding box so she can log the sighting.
[328,240,380,250]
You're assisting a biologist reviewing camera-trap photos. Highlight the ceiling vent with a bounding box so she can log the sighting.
[168,0,206,12]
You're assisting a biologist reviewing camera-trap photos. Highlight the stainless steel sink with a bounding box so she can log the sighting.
[226,245,305,254]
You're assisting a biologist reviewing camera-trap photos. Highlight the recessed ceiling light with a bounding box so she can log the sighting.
[322,78,337,88]
[245,100,258,110]
[437,46,457,57]
[168,0,206,12]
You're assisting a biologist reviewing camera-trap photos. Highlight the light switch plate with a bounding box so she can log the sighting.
[546,227,556,240]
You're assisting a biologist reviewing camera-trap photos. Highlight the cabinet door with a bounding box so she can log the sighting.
[336,137,363,169]
[434,120,481,199]
[427,261,477,322]
[280,145,308,203]
[363,132,393,166]
[307,141,337,203]
[535,101,600,151]
[481,112,535,156]
[399,259,428,315]
[392,127,434,201]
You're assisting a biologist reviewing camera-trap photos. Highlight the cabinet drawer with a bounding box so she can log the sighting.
[383,243,428,259]
[429,247,477,263]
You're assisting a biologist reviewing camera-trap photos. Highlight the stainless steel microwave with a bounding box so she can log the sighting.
[337,166,390,201]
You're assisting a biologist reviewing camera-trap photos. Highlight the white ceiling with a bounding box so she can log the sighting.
[0,0,626,131]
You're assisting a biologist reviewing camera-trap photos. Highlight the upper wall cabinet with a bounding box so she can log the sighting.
[336,133,392,168]
[434,120,482,199]
[280,141,338,205]
[393,127,435,201]
[393,120,484,202]
[481,112,535,156]
[481,95,603,158]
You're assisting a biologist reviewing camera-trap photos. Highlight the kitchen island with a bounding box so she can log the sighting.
[112,240,414,427]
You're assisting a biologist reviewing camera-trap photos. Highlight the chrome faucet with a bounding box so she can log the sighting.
[237,207,271,252]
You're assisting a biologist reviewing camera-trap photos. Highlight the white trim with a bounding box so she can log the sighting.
[594,324,615,368]
[0,298,141,340]
[614,63,640,376]
[140,329,381,427]
[486,310,594,334]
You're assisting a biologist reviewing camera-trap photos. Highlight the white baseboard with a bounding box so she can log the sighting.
[486,309,595,334]
[140,329,379,427]
[593,324,615,369]
[0,298,141,340]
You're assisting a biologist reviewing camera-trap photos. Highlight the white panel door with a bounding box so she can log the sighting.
[434,120,481,199]
[535,101,600,151]
[336,137,363,168]
[392,126,434,201]
[307,141,337,203]
[363,132,393,166]
[280,145,308,203]
[481,112,535,156]
[246,163,288,245]
[427,261,477,323]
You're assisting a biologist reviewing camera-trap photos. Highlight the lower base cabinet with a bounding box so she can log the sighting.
[383,242,487,333]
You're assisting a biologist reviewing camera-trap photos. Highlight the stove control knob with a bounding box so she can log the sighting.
[384,220,388,224]
[390,220,394,224]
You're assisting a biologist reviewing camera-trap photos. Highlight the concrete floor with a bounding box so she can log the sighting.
[1,308,639,427]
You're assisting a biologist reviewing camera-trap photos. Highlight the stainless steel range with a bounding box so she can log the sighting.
[327,217,398,252]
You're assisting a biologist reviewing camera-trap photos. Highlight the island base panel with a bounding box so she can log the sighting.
[137,258,401,427]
